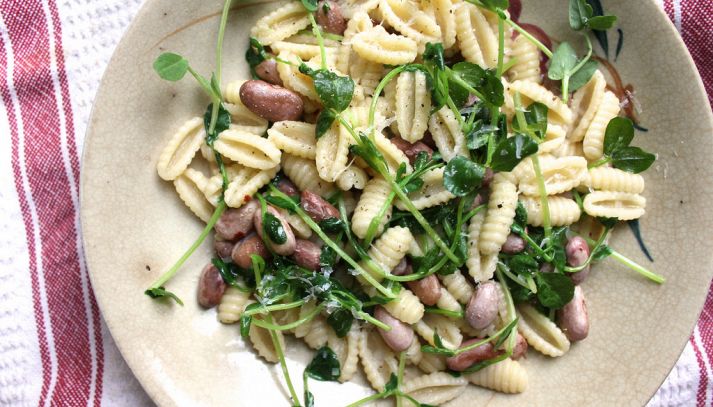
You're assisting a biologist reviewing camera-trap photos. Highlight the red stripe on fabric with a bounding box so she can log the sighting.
[680,0,713,107]
[45,0,105,403]
[0,13,53,406]
[2,1,94,405]
[663,0,674,18]
[691,337,709,407]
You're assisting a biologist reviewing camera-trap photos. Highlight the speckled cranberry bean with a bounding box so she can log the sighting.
[300,190,340,222]
[374,306,414,352]
[215,200,259,240]
[501,233,526,254]
[293,239,322,271]
[240,80,304,122]
[446,339,500,372]
[197,263,226,308]
[557,285,589,341]
[465,281,499,330]
[315,1,347,35]
[231,233,270,269]
[406,275,442,306]
[254,59,283,86]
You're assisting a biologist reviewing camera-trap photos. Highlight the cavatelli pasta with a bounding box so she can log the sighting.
[281,154,336,197]
[508,34,541,83]
[455,3,499,68]
[507,80,573,125]
[336,166,368,190]
[429,106,468,162]
[418,352,447,374]
[479,173,518,255]
[213,129,281,170]
[569,70,606,142]
[395,70,431,142]
[431,0,458,49]
[315,120,352,182]
[276,50,320,102]
[402,372,468,405]
[224,165,280,208]
[349,55,386,96]
[554,140,585,158]
[340,0,380,18]
[217,287,253,324]
[538,123,567,154]
[249,324,285,363]
[396,167,455,210]
[378,0,441,50]
[250,2,310,45]
[405,337,423,365]
[587,167,645,194]
[174,168,214,222]
[519,195,581,227]
[360,226,414,283]
[266,121,317,160]
[583,191,646,220]
[466,210,486,281]
[436,288,462,314]
[439,271,475,304]
[583,91,621,160]
[157,117,205,181]
[372,131,412,175]
[517,303,570,357]
[278,207,312,239]
[518,156,588,196]
[359,329,399,391]
[293,301,317,338]
[466,357,528,394]
[351,176,392,239]
[334,327,360,382]
[304,315,331,350]
[414,314,463,350]
[351,25,418,65]
[383,288,425,324]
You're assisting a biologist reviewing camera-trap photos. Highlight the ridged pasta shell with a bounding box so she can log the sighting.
[517,303,570,357]
[587,166,645,194]
[224,165,279,208]
[359,226,413,282]
[396,167,455,210]
[267,121,317,160]
[223,103,269,133]
[277,207,312,239]
[328,326,360,382]
[508,34,542,84]
[569,70,606,142]
[518,156,588,196]
[436,288,462,313]
[359,328,399,391]
[249,324,285,363]
[519,195,581,227]
[583,91,621,160]
[507,80,573,125]
[336,166,368,190]
[417,351,446,374]
[173,168,214,222]
[538,123,567,154]
[428,106,468,162]
[395,70,431,142]
[351,176,392,239]
[466,357,528,394]
[217,287,253,324]
[351,25,418,65]
[440,271,475,304]
[157,117,205,181]
[378,0,441,50]
[479,173,518,255]
[414,314,463,350]
[250,2,310,45]
[214,129,281,170]
[293,301,318,338]
[281,154,336,197]
[455,3,499,68]
[315,121,352,182]
[304,315,330,350]
[405,337,423,365]
[383,288,425,324]
[431,0,458,48]
[583,191,646,220]
[402,372,468,405]
[276,50,320,102]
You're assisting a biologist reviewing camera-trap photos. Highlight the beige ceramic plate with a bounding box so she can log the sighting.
[81,0,713,405]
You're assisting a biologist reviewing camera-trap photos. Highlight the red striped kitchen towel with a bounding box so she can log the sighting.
[0,0,710,406]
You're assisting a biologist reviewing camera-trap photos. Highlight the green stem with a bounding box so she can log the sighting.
[252,304,325,331]
[446,96,465,127]
[564,229,610,272]
[307,13,328,70]
[356,311,391,331]
[244,299,306,316]
[345,391,386,407]
[215,0,231,86]
[588,156,612,169]
[146,201,226,291]
[513,227,552,261]
[580,236,665,284]
[186,66,215,99]
[446,68,488,102]
[496,16,505,77]
[495,265,518,353]
[424,306,464,318]
[504,17,553,58]
[364,190,397,247]
[369,66,407,137]
[530,154,552,243]
[498,262,531,291]
[266,314,301,406]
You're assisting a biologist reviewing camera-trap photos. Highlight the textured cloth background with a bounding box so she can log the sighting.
[0,0,710,406]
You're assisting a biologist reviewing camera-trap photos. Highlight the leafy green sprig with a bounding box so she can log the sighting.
[588,117,656,173]
[303,346,341,407]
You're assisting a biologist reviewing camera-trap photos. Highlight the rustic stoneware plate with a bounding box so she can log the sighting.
[80,0,713,405]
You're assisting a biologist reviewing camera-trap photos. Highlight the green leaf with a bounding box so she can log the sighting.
[549,227,569,272]
[489,134,539,172]
[318,217,345,233]
[299,65,354,112]
[301,0,318,11]
[507,253,539,274]
[611,146,656,174]
[263,212,288,244]
[315,109,337,138]
[423,43,445,70]
[512,102,548,140]
[603,117,635,155]
[144,287,184,305]
[587,15,617,30]
[478,0,509,12]
[212,257,252,291]
[450,62,504,106]
[402,177,425,194]
[628,219,654,262]
[203,103,231,144]
[443,156,485,197]
[320,245,338,267]
[568,59,599,92]
[514,201,528,230]
[304,391,314,407]
[383,374,399,393]
[568,0,592,31]
[305,346,342,381]
[591,244,613,261]
[327,308,354,338]
[153,52,189,81]
[246,37,268,78]
[266,195,299,212]
[534,272,575,309]
[547,42,578,81]
[448,76,470,108]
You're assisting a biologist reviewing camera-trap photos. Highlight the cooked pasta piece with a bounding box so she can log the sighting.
[224,105,269,135]
[213,129,281,170]
[174,169,214,222]
[266,121,317,160]
[351,176,392,239]
[479,173,518,255]
[430,0,458,49]
[440,270,475,304]
[336,166,368,190]
[396,167,455,210]
[414,314,463,350]
[538,123,567,154]
[508,34,541,83]
[250,2,310,45]
[429,106,468,162]
[517,303,570,357]
[341,0,380,18]
[359,329,400,391]
[276,50,320,102]
[249,324,285,363]
[518,156,588,196]
[326,326,361,382]
[402,372,468,405]
[583,91,621,160]
[417,352,447,374]
[466,358,528,394]
[337,11,374,75]
[583,191,646,220]
[217,287,253,324]
[466,210,485,281]
[405,337,423,366]
[278,207,312,239]
[157,117,205,181]
[315,120,352,182]
[359,226,413,282]
[587,167,645,194]
[224,165,279,208]
[519,195,581,227]
[378,0,441,50]
[568,70,606,142]
[372,131,412,175]
[455,3,498,68]
[436,289,462,313]
[395,70,431,142]
[507,80,573,125]
[554,140,585,158]
[304,315,331,350]
[383,288,425,324]
[281,154,336,197]
[349,56,386,96]
[351,25,418,65]
[293,301,318,338]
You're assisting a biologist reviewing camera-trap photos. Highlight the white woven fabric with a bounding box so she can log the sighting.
[0,0,696,405]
